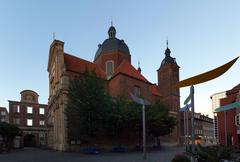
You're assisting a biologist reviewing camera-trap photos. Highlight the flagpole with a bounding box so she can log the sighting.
[190,85,195,154]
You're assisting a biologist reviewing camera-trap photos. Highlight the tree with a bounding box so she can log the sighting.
[104,95,128,138]
[0,122,21,152]
[104,95,141,140]
[65,69,177,147]
[196,144,234,162]
[146,100,177,147]
[65,69,111,142]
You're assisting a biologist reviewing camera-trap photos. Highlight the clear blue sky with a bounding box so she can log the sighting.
[0,0,240,117]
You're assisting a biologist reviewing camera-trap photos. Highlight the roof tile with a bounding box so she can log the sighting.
[151,85,162,96]
[64,53,106,78]
[112,60,150,83]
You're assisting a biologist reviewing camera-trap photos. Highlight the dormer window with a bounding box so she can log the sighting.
[106,61,114,79]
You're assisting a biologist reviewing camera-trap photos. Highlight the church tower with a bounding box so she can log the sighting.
[157,41,180,111]
[157,41,180,143]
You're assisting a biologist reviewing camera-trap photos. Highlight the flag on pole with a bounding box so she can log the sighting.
[184,93,191,105]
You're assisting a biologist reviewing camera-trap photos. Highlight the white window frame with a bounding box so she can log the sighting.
[27,119,33,126]
[27,106,33,114]
[39,108,45,115]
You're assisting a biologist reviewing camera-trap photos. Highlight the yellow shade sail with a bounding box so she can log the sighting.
[176,56,239,88]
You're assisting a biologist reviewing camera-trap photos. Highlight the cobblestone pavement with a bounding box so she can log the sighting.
[0,146,185,162]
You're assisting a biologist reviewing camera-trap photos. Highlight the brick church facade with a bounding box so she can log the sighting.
[47,25,180,151]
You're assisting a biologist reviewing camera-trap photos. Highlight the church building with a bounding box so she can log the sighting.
[47,25,180,151]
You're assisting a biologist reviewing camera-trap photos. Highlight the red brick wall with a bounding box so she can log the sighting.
[157,62,180,143]
[9,102,47,127]
[8,101,47,147]
[157,63,180,112]
[94,51,131,72]
[217,92,238,146]
[108,74,153,102]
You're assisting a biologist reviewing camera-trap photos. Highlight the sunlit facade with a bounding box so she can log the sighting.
[210,91,226,143]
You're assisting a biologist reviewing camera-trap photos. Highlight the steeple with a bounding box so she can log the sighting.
[108,21,116,38]
[159,39,179,68]
[137,60,142,73]
[164,39,171,57]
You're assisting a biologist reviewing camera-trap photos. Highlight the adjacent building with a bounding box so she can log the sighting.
[210,91,226,143]
[180,112,214,145]
[215,84,240,148]
[0,107,9,123]
[8,90,48,147]
[47,25,181,151]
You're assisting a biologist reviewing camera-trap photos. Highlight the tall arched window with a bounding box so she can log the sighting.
[106,61,114,79]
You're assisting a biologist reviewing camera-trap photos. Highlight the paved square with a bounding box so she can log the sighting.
[0,147,185,162]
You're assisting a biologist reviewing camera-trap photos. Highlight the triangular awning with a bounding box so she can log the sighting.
[214,101,240,113]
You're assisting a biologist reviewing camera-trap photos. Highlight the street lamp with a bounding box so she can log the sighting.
[130,93,151,160]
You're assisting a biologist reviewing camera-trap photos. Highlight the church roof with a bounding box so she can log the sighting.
[160,47,178,67]
[151,85,162,97]
[111,60,150,84]
[94,26,130,61]
[64,53,162,98]
[64,53,106,78]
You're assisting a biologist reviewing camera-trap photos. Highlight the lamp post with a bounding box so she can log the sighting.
[186,105,189,151]
[130,93,150,160]
[141,100,146,160]
[190,85,195,154]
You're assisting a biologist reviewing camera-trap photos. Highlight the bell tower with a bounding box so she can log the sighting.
[157,41,180,143]
[157,41,180,112]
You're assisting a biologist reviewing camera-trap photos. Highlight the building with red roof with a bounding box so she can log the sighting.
[47,25,180,151]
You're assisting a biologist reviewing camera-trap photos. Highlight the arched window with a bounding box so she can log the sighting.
[106,61,114,79]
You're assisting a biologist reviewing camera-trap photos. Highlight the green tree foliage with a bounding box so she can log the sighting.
[65,70,110,140]
[105,95,141,139]
[104,95,128,138]
[196,144,234,162]
[65,70,176,146]
[146,100,177,146]
[0,122,21,152]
